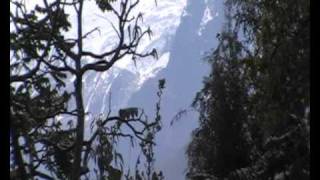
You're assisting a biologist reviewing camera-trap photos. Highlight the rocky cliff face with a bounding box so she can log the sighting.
[72,0,224,179]
[11,0,225,179]
[126,0,225,179]
[67,0,224,179]
[76,0,187,116]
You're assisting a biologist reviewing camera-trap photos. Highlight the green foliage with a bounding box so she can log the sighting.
[124,80,166,180]
[188,32,251,178]
[187,0,309,179]
[96,0,116,12]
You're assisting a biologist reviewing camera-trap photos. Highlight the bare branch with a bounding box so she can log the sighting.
[32,170,55,180]
[82,27,101,39]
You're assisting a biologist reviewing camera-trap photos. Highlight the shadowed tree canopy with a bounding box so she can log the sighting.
[187,0,309,179]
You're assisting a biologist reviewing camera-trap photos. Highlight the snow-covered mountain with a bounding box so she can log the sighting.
[125,1,225,179]
[76,0,224,115]
[64,0,187,115]
[13,0,224,179]
[75,0,225,179]
[11,0,225,179]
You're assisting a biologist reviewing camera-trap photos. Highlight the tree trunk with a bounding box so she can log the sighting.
[72,75,85,180]
[11,129,28,179]
[72,1,84,179]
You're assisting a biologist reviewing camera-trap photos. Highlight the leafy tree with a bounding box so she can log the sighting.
[10,0,163,179]
[229,0,310,179]
[187,31,251,179]
[124,79,165,180]
[187,0,309,179]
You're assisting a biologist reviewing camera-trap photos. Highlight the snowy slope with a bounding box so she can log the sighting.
[77,0,225,179]
[125,0,225,179]
[11,0,225,179]
[66,0,188,115]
